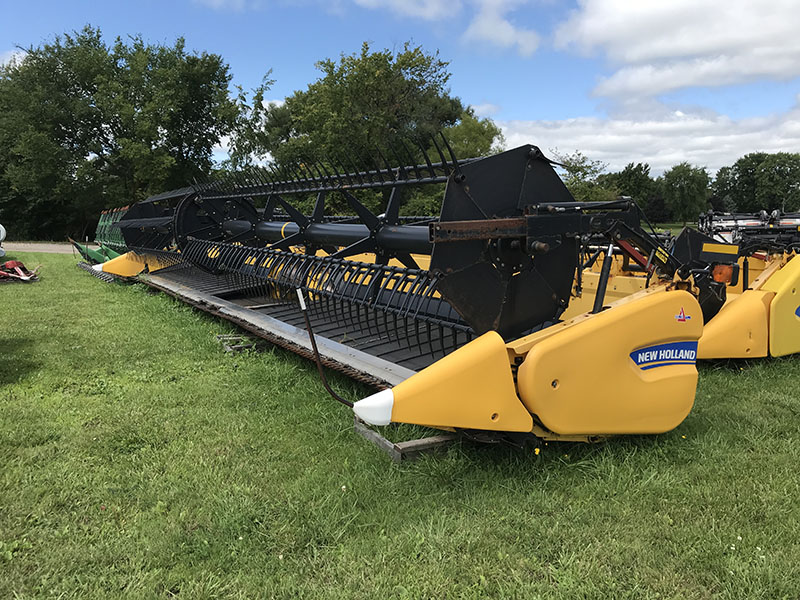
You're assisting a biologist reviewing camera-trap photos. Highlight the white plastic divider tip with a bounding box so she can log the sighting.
[353,388,395,426]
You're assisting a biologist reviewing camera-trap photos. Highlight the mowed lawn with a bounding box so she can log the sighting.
[2,252,799,599]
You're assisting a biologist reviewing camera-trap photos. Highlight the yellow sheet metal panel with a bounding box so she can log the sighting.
[561,269,648,319]
[762,256,800,357]
[390,332,534,432]
[100,252,146,277]
[726,256,768,294]
[696,290,772,359]
[702,242,739,256]
[517,290,702,435]
[145,255,174,273]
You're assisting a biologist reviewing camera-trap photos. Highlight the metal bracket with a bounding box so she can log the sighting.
[353,417,457,463]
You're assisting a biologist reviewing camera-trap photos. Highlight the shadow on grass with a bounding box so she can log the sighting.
[455,432,662,463]
[700,354,800,374]
[0,337,40,384]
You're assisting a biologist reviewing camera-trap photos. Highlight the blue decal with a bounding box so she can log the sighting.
[630,341,698,370]
[796,305,800,318]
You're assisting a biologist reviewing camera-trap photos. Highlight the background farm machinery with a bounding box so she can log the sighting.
[693,210,800,358]
[559,209,800,360]
[79,139,794,446]
[0,223,40,282]
[69,207,128,265]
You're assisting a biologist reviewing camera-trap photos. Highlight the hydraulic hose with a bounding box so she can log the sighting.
[296,288,354,408]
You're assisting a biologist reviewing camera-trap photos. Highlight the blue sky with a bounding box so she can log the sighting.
[2,0,800,174]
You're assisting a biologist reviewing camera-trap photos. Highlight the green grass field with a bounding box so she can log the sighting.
[654,223,695,236]
[2,253,799,599]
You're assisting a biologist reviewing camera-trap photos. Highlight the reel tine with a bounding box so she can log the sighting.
[328,156,353,187]
[439,132,460,173]
[399,138,424,180]
[296,159,317,184]
[429,135,449,176]
[374,145,397,182]
[267,164,285,192]
[271,162,292,189]
[317,160,336,186]
[350,147,381,184]
[308,160,326,183]
[386,141,407,181]
[345,151,372,186]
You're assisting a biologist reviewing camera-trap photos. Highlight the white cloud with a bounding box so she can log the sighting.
[471,102,501,117]
[595,51,800,98]
[212,135,275,166]
[499,104,800,175]
[353,0,457,20]
[349,0,539,56]
[0,49,26,67]
[463,0,540,57]
[555,0,800,97]
[211,135,232,164]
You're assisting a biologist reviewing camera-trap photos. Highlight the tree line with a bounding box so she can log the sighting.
[0,26,797,239]
[553,149,800,225]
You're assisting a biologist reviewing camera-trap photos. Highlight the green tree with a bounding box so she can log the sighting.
[711,165,737,212]
[599,162,654,210]
[0,26,237,239]
[643,178,672,223]
[0,28,111,238]
[754,152,800,212]
[729,152,768,212]
[443,109,504,159]
[230,42,502,216]
[708,152,800,213]
[231,42,467,168]
[662,162,710,224]
[550,150,618,202]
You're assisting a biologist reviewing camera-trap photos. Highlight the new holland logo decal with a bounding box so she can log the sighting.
[630,341,698,370]
[675,307,691,322]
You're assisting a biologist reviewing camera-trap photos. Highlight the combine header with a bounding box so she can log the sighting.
[695,210,800,359]
[70,206,129,266]
[93,140,741,444]
[552,209,800,361]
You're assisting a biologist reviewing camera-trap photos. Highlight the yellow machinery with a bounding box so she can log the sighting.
[553,210,800,360]
[355,285,704,440]
[698,252,800,358]
[96,251,172,277]
[88,142,744,445]
[566,252,800,360]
